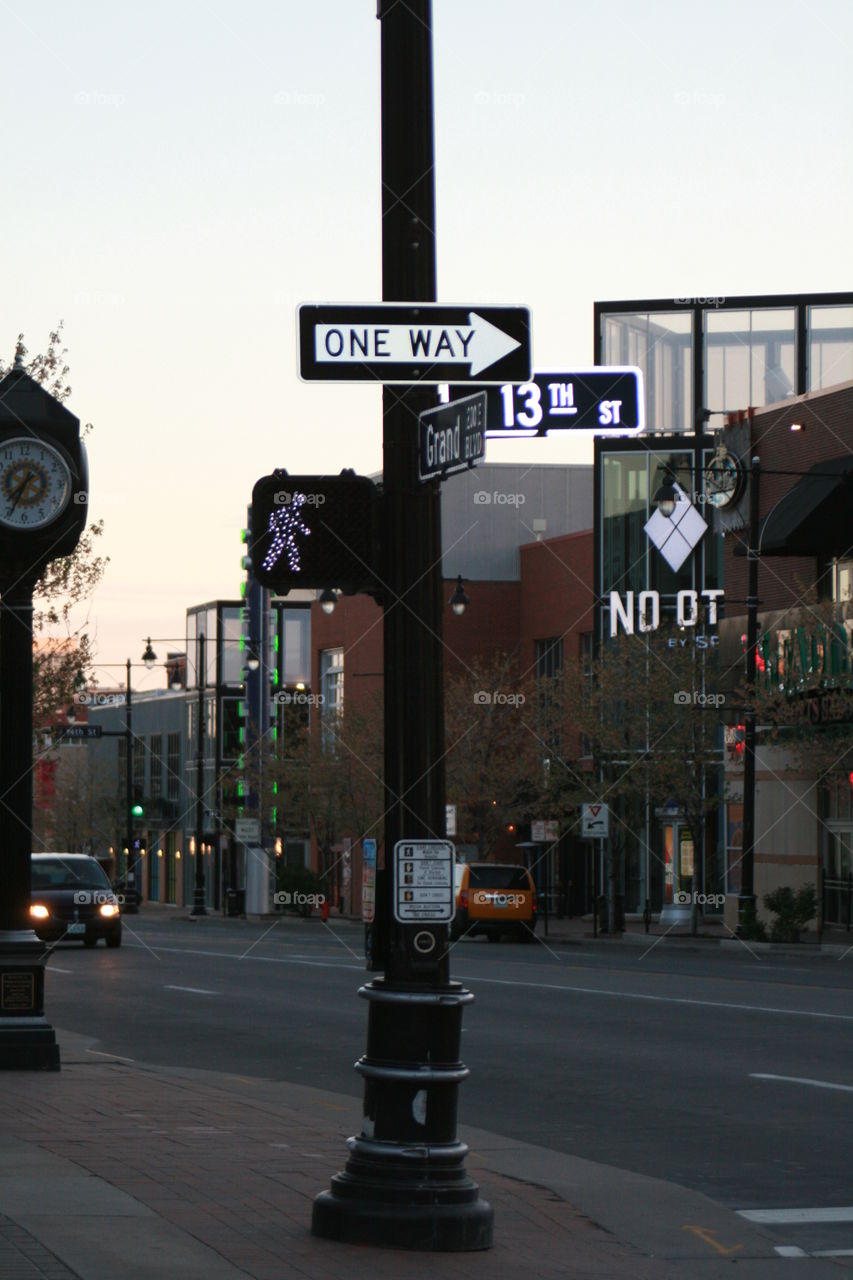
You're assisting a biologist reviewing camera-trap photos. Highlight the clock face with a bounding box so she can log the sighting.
[704,450,743,509]
[0,437,73,530]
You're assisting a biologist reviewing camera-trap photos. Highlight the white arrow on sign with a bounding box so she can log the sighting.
[314,313,521,378]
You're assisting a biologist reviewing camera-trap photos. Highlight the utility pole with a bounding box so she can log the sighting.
[738,456,761,931]
[311,0,493,1250]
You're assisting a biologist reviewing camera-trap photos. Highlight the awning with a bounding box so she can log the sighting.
[737,456,853,557]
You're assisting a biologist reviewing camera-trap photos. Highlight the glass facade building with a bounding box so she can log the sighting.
[591,292,853,917]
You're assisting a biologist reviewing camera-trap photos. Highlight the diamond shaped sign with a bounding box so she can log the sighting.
[644,484,707,571]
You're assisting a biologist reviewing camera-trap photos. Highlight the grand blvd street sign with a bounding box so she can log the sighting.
[418,392,486,481]
[447,367,644,434]
[298,304,531,384]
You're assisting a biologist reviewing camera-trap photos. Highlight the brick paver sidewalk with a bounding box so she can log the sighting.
[0,1041,677,1280]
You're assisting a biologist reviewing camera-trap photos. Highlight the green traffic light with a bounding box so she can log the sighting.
[131,803,144,818]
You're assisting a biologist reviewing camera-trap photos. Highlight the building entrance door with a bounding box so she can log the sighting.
[659,818,695,925]
[824,827,853,927]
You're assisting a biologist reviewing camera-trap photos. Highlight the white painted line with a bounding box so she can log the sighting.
[86,1049,135,1062]
[739,1208,853,1224]
[814,1249,853,1257]
[750,1073,853,1093]
[123,944,853,1021]
[775,1246,808,1257]
[47,966,72,974]
[164,984,217,995]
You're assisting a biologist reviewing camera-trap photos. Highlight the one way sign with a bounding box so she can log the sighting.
[298,303,531,385]
[581,803,609,838]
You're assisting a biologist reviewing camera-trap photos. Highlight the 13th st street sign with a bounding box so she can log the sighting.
[298,304,531,385]
[446,367,644,434]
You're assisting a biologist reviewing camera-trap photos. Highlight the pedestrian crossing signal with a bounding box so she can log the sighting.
[249,472,381,596]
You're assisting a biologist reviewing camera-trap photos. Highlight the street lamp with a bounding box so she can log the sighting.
[449,575,469,616]
[652,474,678,518]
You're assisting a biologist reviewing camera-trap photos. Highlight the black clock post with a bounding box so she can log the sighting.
[0,359,89,1070]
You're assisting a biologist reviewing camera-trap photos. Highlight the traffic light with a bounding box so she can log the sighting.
[249,471,381,596]
[131,787,144,819]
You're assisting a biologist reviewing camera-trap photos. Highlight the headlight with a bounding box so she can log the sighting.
[30,903,50,920]
[99,903,119,918]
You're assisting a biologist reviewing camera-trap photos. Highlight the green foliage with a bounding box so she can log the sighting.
[738,899,768,942]
[763,885,817,943]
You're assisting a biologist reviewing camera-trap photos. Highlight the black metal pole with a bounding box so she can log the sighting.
[738,456,760,932]
[191,632,207,916]
[0,575,60,1068]
[311,0,492,1251]
[125,658,134,893]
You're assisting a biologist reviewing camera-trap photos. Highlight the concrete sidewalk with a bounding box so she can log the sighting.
[0,1027,839,1279]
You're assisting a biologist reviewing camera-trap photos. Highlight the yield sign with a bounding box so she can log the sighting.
[581,803,609,838]
[298,303,531,384]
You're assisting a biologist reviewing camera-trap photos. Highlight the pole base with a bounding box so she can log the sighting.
[0,1024,60,1071]
[0,932,60,1070]
[312,981,493,1250]
[312,1169,493,1250]
[190,887,207,917]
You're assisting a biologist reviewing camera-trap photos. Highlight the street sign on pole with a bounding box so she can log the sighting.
[393,839,455,923]
[57,725,102,741]
[298,303,531,385]
[234,818,261,844]
[581,803,610,838]
[418,392,485,481]
[446,367,644,434]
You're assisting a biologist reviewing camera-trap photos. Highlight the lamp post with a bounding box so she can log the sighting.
[124,659,135,895]
[738,456,761,932]
[192,632,207,917]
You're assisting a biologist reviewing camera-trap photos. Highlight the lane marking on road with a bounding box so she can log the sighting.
[813,1249,853,1257]
[682,1225,742,1255]
[86,1049,135,1062]
[775,1246,808,1256]
[125,943,853,1020]
[750,1073,853,1093]
[164,984,218,995]
[739,1207,853,1224]
[452,973,853,1023]
[46,966,72,973]
[125,942,362,972]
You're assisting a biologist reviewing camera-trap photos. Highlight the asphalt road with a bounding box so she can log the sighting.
[43,911,853,1256]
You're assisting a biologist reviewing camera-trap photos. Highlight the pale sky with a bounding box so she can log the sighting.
[3,0,851,687]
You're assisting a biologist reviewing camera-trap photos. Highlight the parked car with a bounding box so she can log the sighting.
[30,854,122,948]
[452,861,537,942]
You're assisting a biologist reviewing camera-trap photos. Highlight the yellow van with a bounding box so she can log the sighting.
[452,862,537,943]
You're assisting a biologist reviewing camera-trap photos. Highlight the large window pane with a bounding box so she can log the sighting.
[705,308,796,428]
[220,607,243,685]
[601,311,692,432]
[602,454,648,602]
[808,305,853,391]
[282,610,310,685]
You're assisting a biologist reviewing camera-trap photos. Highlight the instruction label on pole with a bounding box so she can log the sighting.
[393,839,455,923]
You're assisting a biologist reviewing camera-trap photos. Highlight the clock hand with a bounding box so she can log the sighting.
[8,470,33,511]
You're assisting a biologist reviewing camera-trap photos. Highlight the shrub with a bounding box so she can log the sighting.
[763,885,817,943]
